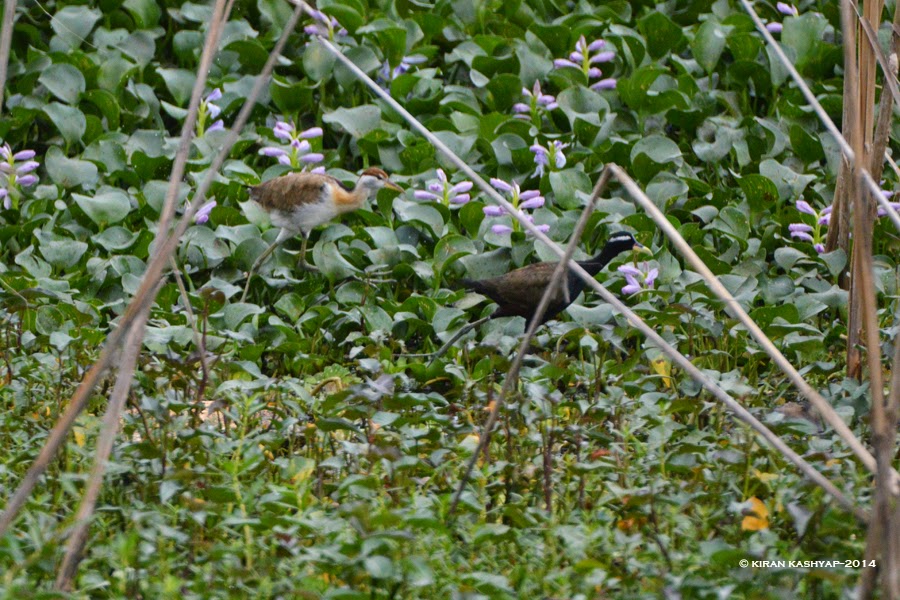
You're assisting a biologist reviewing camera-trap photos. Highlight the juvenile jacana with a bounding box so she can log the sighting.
[427,232,649,360]
[242,167,402,300]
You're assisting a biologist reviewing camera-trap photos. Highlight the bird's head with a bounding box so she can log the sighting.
[605,231,650,256]
[358,167,403,194]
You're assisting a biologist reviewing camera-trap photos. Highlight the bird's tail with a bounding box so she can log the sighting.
[456,278,484,293]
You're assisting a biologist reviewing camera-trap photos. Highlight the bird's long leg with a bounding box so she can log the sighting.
[402,316,491,362]
[297,231,319,272]
[241,228,290,302]
[426,317,490,366]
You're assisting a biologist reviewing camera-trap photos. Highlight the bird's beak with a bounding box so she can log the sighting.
[384,180,403,193]
[633,242,652,255]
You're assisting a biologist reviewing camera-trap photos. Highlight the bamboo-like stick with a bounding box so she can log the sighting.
[0,0,16,113]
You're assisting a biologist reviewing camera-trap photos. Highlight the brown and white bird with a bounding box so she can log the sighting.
[242,167,402,299]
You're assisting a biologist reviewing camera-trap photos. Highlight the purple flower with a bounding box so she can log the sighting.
[483,178,548,238]
[814,243,825,254]
[415,190,438,201]
[876,202,900,217]
[796,200,817,215]
[777,2,798,16]
[197,88,226,136]
[305,9,348,39]
[17,161,39,174]
[261,121,325,170]
[530,140,567,177]
[0,144,40,209]
[491,178,513,193]
[590,78,617,91]
[619,262,659,295]
[555,35,615,85]
[300,127,323,139]
[491,224,513,234]
[514,81,559,121]
[765,22,783,33]
[416,169,474,207]
[789,223,814,242]
[194,200,216,224]
[379,54,428,84]
[554,58,580,70]
[260,147,287,158]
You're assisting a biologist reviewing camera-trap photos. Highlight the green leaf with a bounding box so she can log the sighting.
[73,187,133,225]
[692,20,732,73]
[39,63,86,104]
[83,89,121,129]
[323,105,381,138]
[549,169,591,210]
[738,174,779,212]
[36,234,88,269]
[123,0,162,29]
[618,66,665,112]
[158,68,197,106]
[312,241,359,282]
[630,135,682,182]
[51,6,101,49]
[303,38,337,82]
[43,103,86,144]
[93,226,140,251]
[638,12,684,59]
[45,146,99,188]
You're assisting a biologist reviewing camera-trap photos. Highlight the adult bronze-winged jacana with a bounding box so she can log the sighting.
[427,232,649,360]
[242,167,402,300]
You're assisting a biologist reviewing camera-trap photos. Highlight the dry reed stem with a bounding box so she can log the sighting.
[0,0,16,112]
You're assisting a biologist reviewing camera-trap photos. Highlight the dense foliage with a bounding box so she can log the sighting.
[0,0,891,596]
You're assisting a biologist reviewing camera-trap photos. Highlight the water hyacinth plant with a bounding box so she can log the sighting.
[379,55,428,84]
[512,81,558,122]
[618,262,659,295]
[259,121,325,171]
[194,200,216,225]
[414,169,473,207]
[766,2,800,33]
[197,89,224,136]
[791,200,829,254]
[483,178,548,236]
[531,140,567,178]
[553,35,617,91]
[303,9,347,40]
[0,144,39,210]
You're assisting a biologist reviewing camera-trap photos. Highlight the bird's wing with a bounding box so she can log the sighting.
[464,262,566,319]
[249,172,343,211]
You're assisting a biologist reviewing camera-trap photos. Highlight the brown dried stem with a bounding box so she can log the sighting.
[0,0,16,113]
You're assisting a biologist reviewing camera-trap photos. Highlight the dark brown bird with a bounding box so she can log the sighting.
[422,232,648,362]
[461,231,648,326]
[242,167,402,300]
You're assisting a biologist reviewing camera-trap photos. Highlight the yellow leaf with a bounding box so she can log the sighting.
[741,497,770,531]
[651,356,672,388]
[73,428,85,448]
[753,469,779,483]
